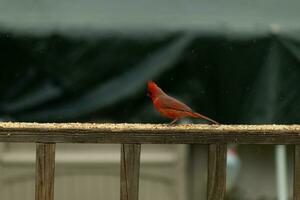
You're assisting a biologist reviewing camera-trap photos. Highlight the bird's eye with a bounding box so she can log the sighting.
[147,91,151,97]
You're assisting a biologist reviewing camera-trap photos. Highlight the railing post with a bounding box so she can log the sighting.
[207,144,227,200]
[294,145,300,200]
[35,143,56,200]
[120,144,141,200]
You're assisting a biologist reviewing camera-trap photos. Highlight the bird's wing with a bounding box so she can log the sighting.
[155,95,193,112]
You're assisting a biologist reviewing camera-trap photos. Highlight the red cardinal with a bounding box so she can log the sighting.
[147,80,219,124]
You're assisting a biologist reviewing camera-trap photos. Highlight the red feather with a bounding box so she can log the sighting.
[147,80,219,124]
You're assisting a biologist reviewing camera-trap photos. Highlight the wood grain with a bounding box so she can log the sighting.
[1,123,300,144]
[207,144,227,200]
[294,145,300,200]
[120,144,141,200]
[35,143,56,200]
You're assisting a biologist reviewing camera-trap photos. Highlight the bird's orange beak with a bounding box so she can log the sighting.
[147,90,152,98]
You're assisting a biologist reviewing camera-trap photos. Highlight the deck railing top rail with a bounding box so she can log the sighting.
[0,122,300,144]
[1,122,300,200]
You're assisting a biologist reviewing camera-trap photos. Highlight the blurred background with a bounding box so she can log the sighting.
[0,0,300,199]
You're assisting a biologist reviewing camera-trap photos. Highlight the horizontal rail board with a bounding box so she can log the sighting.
[0,122,300,144]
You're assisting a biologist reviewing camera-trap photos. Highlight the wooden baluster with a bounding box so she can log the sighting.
[207,144,227,200]
[35,143,56,200]
[120,144,141,200]
[294,145,300,200]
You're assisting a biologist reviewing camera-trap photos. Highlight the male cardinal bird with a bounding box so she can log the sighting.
[147,80,219,124]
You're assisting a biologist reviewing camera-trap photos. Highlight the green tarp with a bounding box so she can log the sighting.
[1,30,300,124]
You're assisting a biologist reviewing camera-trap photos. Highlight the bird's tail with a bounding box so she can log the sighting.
[187,111,219,124]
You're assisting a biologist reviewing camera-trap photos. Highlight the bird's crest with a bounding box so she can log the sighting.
[147,80,164,99]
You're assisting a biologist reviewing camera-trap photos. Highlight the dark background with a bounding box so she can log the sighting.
[0,30,300,124]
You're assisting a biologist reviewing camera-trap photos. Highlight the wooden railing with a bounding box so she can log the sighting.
[1,122,300,200]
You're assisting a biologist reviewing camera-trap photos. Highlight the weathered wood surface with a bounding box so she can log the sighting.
[294,145,300,200]
[207,144,227,200]
[35,143,56,200]
[120,144,141,200]
[1,122,300,144]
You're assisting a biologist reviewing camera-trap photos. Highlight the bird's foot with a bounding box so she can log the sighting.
[169,118,179,125]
